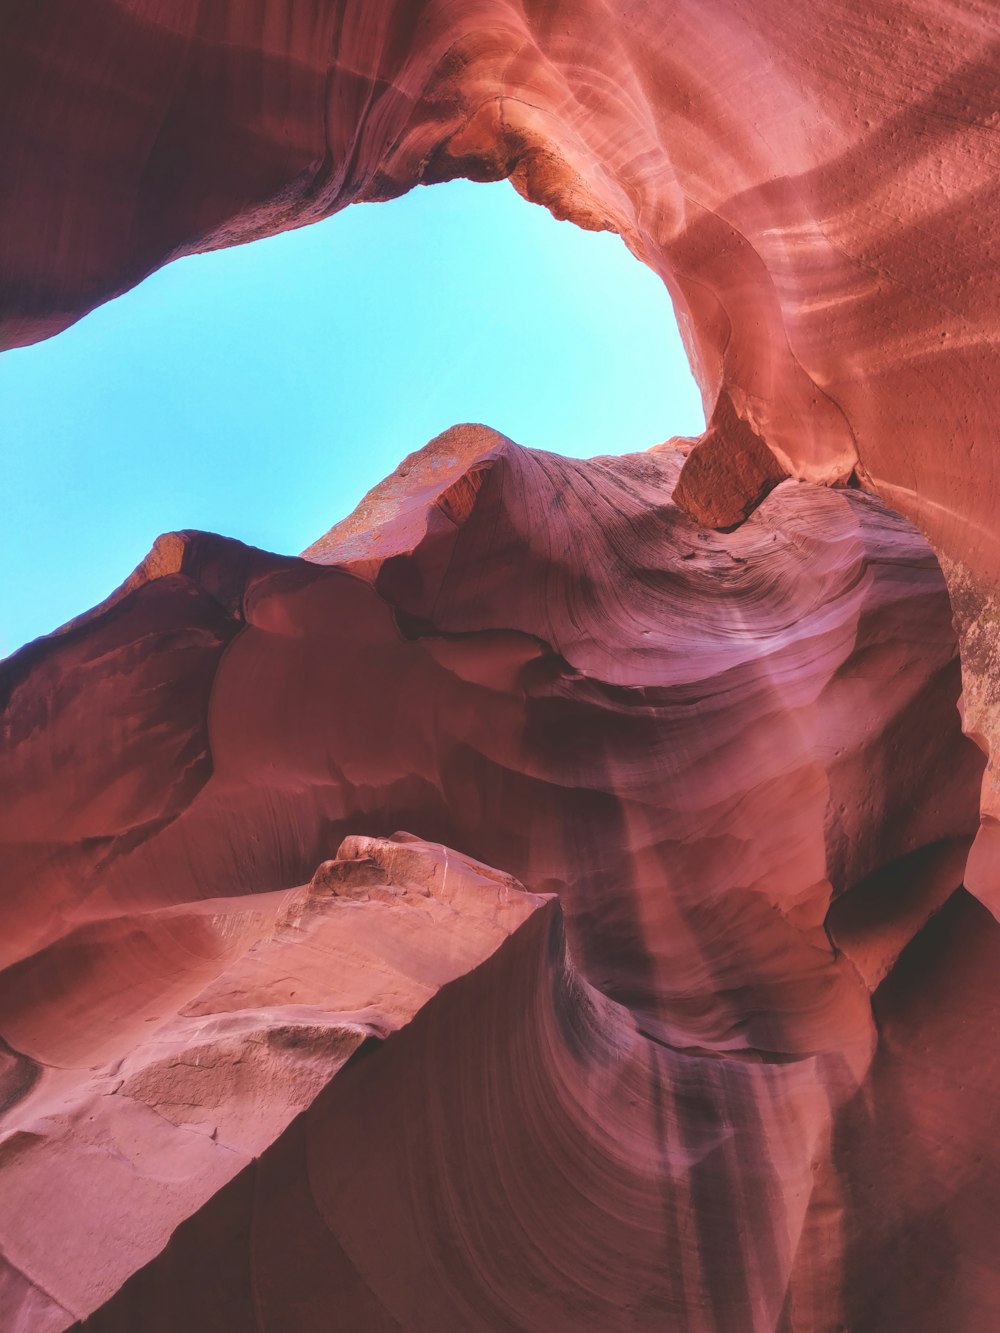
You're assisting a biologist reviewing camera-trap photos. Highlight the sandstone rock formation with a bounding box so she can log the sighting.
[5,4,1000,721]
[0,425,991,1328]
[0,824,548,1327]
[3,2,1000,1328]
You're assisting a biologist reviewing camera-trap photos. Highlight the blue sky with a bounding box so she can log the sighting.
[1,180,704,655]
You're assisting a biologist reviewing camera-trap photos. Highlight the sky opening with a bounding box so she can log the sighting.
[1,179,704,656]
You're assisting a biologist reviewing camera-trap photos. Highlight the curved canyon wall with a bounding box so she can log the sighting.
[2,3,1000,1329]
[1,430,994,1328]
[4,0,1000,878]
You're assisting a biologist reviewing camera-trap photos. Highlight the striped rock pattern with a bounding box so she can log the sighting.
[1,428,991,1328]
[4,2,1000,1326]
[5,0,1000,829]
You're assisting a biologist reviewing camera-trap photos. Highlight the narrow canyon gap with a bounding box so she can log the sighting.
[1,4,999,1331]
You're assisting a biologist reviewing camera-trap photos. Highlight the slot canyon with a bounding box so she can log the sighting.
[2,3,1000,1329]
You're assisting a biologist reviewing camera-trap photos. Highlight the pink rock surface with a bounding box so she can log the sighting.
[80,887,1000,1332]
[4,1,1000,888]
[4,3,1000,1323]
[1,427,989,1326]
[0,828,546,1326]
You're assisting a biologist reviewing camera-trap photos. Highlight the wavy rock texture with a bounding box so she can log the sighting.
[4,2,1000,1327]
[80,890,1000,1333]
[5,0,1000,851]
[0,427,990,1328]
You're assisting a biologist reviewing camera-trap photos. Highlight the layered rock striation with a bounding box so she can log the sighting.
[4,2,1000,1326]
[4,1,1000,887]
[1,428,991,1327]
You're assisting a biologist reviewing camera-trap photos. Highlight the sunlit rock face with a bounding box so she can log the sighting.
[4,0,1000,871]
[0,427,989,1329]
[4,2,1000,1328]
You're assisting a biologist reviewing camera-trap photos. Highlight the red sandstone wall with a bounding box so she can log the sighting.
[1,428,993,1326]
[3,3,1000,1327]
[5,2,1000,539]
[5,1,1000,868]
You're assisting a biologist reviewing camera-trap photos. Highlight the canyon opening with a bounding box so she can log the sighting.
[0,5,997,1331]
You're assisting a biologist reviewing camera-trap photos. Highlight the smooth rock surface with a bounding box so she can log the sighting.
[1,428,989,1327]
[4,1,1000,888]
[0,828,546,1325]
[5,3,1000,1323]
